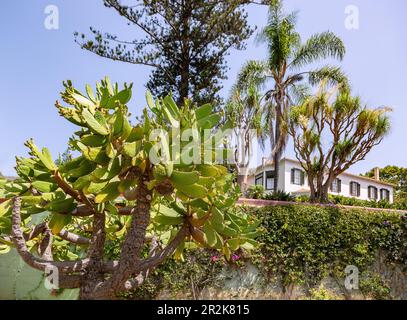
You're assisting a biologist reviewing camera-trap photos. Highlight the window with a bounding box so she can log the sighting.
[380,188,390,202]
[255,173,263,187]
[291,168,304,186]
[368,186,378,200]
[350,181,361,197]
[265,171,275,190]
[330,178,342,193]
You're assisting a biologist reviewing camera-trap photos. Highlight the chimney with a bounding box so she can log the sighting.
[373,167,380,181]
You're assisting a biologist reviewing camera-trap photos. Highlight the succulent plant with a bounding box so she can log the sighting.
[0,77,260,299]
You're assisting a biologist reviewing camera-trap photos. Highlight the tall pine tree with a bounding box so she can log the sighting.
[75,0,267,105]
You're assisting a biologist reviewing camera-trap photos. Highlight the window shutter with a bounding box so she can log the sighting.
[300,171,305,185]
[338,179,342,193]
[368,186,371,199]
[291,169,295,184]
[357,183,361,197]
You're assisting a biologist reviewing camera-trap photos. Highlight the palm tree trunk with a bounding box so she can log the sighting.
[273,105,282,192]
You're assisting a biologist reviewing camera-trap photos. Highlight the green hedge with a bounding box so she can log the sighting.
[249,205,406,295]
[123,205,405,299]
[295,194,407,211]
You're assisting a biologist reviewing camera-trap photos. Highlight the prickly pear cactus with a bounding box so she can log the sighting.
[0,77,260,299]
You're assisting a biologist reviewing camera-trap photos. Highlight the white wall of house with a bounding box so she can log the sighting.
[248,158,394,203]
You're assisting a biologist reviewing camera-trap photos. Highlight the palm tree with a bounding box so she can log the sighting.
[242,0,348,191]
[226,61,267,194]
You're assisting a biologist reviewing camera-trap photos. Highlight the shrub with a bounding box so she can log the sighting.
[250,204,406,291]
[295,195,310,203]
[246,185,265,199]
[263,190,294,201]
[360,272,391,300]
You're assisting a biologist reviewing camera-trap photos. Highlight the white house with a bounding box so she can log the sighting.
[246,158,394,203]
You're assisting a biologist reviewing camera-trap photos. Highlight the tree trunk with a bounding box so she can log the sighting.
[308,173,318,203]
[237,166,249,196]
[79,169,153,299]
[319,180,332,204]
[79,212,108,300]
[273,113,281,192]
[310,180,331,204]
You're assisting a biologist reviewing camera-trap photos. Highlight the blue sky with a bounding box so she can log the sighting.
[0,0,406,176]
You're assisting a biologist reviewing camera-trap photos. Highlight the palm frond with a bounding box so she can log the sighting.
[257,1,300,71]
[233,60,268,92]
[288,83,311,105]
[308,66,349,89]
[290,31,346,69]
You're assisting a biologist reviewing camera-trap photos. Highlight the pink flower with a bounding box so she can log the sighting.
[210,255,218,262]
[231,254,240,261]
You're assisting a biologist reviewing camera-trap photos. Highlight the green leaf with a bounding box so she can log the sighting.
[197,113,221,129]
[121,115,132,140]
[49,213,72,234]
[82,109,109,136]
[113,110,124,137]
[122,141,141,158]
[163,95,180,119]
[154,214,184,226]
[45,198,76,212]
[127,126,144,142]
[32,181,58,193]
[226,238,240,251]
[66,159,96,178]
[196,164,220,177]
[154,204,182,218]
[20,196,43,206]
[80,134,107,147]
[95,181,120,203]
[195,103,212,120]
[106,202,119,215]
[0,200,11,217]
[220,225,239,237]
[116,88,132,104]
[72,93,95,108]
[76,142,110,165]
[203,222,217,247]
[210,207,224,231]
[73,176,91,190]
[170,171,199,186]
[146,90,155,110]
[176,183,208,199]
[25,140,56,171]
[4,182,30,194]
[86,84,96,102]
[84,181,109,194]
[41,148,56,171]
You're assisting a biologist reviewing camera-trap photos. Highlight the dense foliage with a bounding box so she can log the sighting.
[75,0,267,104]
[100,204,406,300]
[251,205,406,297]
[0,78,260,299]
